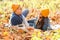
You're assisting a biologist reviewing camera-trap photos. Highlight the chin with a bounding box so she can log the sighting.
[19,14,21,15]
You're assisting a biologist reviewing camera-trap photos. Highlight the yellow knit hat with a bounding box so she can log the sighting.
[41,9,49,17]
[12,4,20,12]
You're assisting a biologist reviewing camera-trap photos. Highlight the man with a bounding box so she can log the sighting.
[10,4,29,26]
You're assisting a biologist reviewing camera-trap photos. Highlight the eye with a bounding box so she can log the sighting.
[39,17,42,18]
[19,8,22,10]
[20,8,22,10]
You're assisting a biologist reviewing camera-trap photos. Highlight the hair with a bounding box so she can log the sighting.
[36,17,44,30]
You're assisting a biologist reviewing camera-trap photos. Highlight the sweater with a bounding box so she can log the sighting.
[10,9,29,26]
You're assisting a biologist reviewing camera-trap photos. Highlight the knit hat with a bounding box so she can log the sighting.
[41,9,49,17]
[12,4,20,12]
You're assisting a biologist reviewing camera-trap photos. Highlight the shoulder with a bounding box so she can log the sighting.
[11,15,18,21]
[11,13,18,19]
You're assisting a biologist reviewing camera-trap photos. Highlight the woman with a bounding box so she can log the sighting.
[36,9,50,31]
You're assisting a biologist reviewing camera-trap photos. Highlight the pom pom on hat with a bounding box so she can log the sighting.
[12,4,20,12]
[41,9,49,17]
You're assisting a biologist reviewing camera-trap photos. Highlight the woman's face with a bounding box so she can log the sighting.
[15,7,22,15]
[38,14,42,21]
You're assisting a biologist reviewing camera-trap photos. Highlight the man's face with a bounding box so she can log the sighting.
[15,7,22,15]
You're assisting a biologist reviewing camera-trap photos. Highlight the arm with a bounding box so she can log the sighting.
[43,18,50,30]
[22,9,29,17]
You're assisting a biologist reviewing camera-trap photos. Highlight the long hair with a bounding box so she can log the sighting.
[36,17,44,30]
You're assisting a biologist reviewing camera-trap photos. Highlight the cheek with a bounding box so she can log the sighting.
[17,10,22,14]
[19,10,22,13]
[18,10,22,13]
